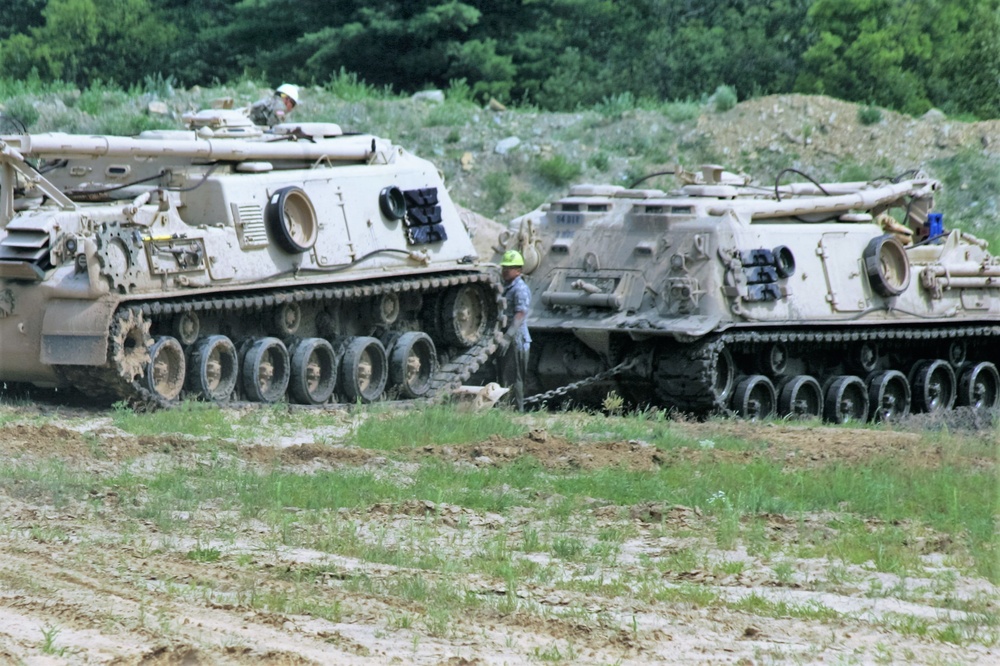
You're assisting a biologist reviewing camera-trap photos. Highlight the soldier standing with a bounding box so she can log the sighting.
[249,83,300,127]
[498,250,532,411]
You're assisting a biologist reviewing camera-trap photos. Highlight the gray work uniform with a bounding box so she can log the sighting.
[499,275,532,411]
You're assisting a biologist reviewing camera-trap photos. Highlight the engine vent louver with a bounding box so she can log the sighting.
[0,229,51,280]
[232,203,269,249]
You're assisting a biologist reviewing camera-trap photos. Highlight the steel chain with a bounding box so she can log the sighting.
[524,357,639,406]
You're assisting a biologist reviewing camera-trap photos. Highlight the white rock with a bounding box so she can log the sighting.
[495,137,521,155]
[411,90,445,104]
[147,101,169,116]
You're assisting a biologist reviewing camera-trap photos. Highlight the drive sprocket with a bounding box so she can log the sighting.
[109,307,153,384]
[95,222,144,294]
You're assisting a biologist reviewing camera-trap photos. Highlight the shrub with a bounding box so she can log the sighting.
[537,155,582,186]
[588,151,609,171]
[595,92,636,119]
[324,67,394,102]
[663,100,702,122]
[858,105,883,125]
[426,102,474,128]
[483,171,512,214]
[2,97,39,128]
[710,85,738,113]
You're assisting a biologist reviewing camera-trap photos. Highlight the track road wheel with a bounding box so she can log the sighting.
[242,337,290,403]
[731,375,776,420]
[389,332,438,399]
[956,361,1000,411]
[849,342,880,374]
[188,335,238,402]
[866,370,910,422]
[777,375,822,418]
[824,375,869,423]
[340,337,388,403]
[440,285,488,348]
[909,359,956,413]
[289,338,338,405]
[145,336,186,403]
[755,343,790,378]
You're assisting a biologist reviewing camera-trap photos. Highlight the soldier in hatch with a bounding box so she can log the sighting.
[248,83,299,127]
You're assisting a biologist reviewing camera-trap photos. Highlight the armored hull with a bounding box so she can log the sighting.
[0,116,502,405]
[499,166,1000,421]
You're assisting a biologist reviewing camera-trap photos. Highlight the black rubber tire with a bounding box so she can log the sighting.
[777,375,822,418]
[866,370,911,422]
[709,346,736,407]
[909,359,956,413]
[956,361,1000,411]
[848,342,880,375]
[389,332,438,399]
[266,186,318,253]
[379,185,407,220]
[145,336,186,402]
[241,337,290,403]
[272,302,302,336]
[340,336,388,403]
[440,285,488,348]
[171,311,200,346]
[772,245,795,279]
[731,375,776,420]
[947,341,967,368]
[187,335,238,402]
[754,343,790,378]
[823,375,869,423]
[863,234,910,297]
[289,338,338,405]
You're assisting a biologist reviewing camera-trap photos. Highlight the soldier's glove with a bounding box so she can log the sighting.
[497,334,511,353]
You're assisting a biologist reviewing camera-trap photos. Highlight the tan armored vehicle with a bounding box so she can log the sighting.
[0,111,502,405]
[498,165,1000,421]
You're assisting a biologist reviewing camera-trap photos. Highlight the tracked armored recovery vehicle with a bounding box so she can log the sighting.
[498,165,1000,422]
[0,111,502,405]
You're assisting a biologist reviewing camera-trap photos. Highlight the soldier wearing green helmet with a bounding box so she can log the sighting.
[498,250,532,411]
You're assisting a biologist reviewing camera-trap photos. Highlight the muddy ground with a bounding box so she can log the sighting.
[0,401,996,665]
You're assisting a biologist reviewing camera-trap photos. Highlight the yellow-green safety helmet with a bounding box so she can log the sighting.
[500,250,524,267]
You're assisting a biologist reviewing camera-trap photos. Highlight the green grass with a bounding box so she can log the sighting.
[0,400,996,652]
[111,400,235,438]
[352,403,524,449]
[5,400,996,583]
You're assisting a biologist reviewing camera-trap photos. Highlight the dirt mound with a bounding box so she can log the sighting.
[412,428,662,471]
[701,93,1000,174]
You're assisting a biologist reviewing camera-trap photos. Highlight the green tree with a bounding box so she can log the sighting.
[0,0,177,86]
[796,0,1000,116]
[1,0,47,39]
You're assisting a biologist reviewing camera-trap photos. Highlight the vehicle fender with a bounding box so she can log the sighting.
[41,298,115,365]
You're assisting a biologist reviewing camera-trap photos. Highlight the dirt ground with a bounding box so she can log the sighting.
[0,401,996,665]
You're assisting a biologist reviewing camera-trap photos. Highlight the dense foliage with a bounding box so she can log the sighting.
[2,0,999,117]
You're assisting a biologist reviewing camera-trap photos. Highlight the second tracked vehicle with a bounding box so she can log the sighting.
[0,111,503,406]
[498,165,1000,422]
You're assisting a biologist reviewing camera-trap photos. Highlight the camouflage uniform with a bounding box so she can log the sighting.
[499,274,532,411]
[249,95,287,127]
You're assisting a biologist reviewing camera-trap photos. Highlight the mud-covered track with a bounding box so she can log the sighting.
[59,271,505,408]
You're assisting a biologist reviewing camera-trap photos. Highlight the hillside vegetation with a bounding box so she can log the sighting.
[3,0,1000,119]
